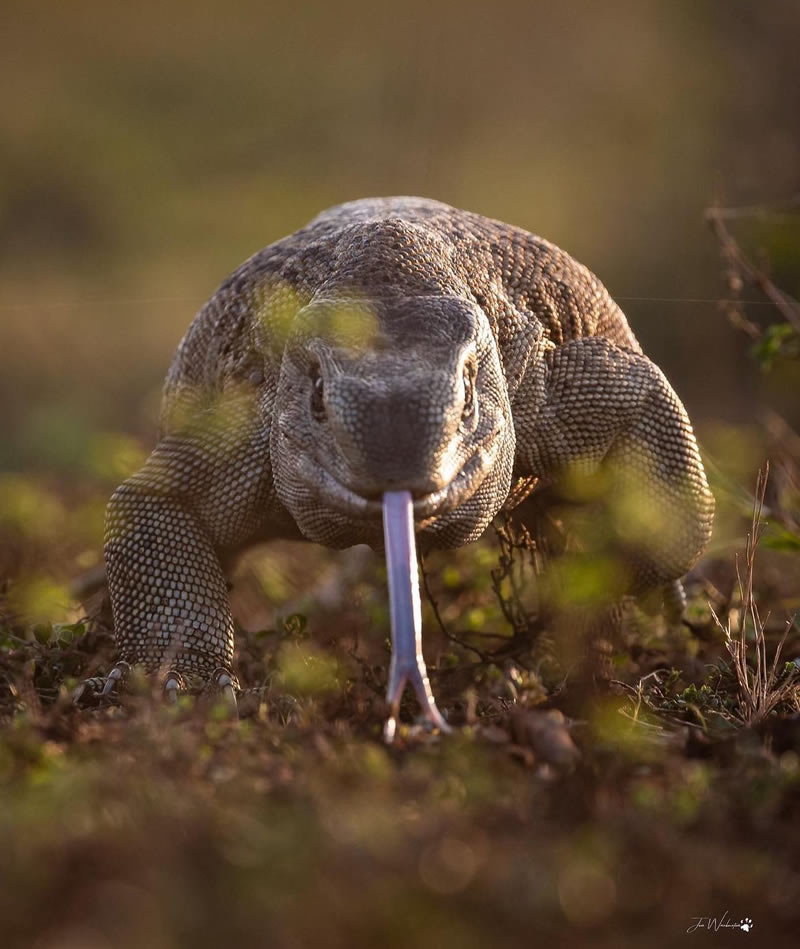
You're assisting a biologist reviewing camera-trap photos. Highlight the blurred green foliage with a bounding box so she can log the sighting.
[752,323,800,370]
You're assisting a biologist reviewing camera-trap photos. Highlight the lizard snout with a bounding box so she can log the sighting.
[323,373,466,503]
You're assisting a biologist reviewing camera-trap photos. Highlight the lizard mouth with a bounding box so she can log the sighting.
[295,440,495,522]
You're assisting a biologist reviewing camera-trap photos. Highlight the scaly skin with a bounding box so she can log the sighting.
[96,197,714,714]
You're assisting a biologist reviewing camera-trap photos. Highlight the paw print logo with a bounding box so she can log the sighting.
[739,918,753,932]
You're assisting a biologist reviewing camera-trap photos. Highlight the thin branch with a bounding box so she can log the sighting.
[705,194,800,220]
[418,555,490,662]
[705,206,800,333]
[710,463,800,724]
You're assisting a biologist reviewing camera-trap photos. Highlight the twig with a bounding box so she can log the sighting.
[418,555,490,662]
[709,463,800,724]
[489,513,540,642]
[705,194,800,220]
[705,205,800,333]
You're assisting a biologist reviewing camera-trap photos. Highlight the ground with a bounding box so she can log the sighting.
[1,479,799,948]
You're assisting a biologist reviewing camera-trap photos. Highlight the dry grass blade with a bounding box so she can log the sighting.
[710,463,799,724]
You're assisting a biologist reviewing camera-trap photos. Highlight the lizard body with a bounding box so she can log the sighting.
[100,197,714,711]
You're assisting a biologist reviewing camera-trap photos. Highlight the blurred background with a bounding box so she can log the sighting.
[1,0,798,610]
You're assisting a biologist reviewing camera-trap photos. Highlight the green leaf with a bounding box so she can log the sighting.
[751,323,799,370]
[33,623,53,644]
[52,622,86,645]
[278,613,309,640]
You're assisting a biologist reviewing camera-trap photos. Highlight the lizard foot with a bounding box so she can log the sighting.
[74,662,238,717]
[164,667,238,717]
[72,660,131,706]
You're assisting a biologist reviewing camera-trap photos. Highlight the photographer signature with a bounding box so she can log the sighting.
[687,913,753,933]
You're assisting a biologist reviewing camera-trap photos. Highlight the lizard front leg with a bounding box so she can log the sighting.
[104,478,237,697]
[513,336,714,673]
[82,386,276,706]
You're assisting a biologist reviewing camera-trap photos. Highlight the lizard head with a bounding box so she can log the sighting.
[270,293,515,549]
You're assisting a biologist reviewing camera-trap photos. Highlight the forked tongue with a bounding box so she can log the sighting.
[382,490,451,742]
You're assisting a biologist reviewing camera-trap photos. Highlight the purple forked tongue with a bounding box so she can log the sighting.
[382,490,451,742]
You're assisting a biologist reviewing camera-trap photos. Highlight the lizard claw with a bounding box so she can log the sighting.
[163,671,186,704]
[382,491,452,743]
[213,668,239,718]
[101,661,130,696]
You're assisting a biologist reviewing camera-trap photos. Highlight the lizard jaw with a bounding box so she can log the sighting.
[295,442,494,522]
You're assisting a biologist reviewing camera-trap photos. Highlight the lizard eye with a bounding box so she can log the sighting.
[461,360,477,423]
[309,363,326,420]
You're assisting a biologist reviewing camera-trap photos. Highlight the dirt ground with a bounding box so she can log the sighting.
[2,496,799,948]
